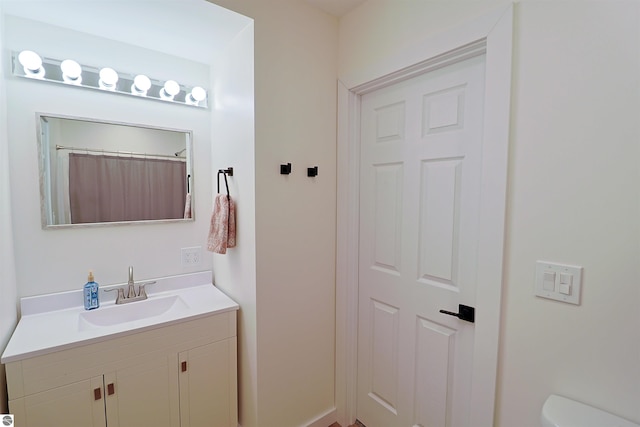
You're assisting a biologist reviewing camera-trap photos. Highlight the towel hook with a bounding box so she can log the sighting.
[280,163,292,175]
[217,169,230,200]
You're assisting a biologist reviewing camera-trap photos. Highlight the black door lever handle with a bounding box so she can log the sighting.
[439,304,475,323]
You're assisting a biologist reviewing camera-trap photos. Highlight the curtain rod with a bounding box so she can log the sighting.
[55,144,185,160]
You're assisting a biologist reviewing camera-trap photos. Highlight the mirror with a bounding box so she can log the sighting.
[37,114,193,228]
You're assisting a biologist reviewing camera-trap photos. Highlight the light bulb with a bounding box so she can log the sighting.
[18,50,45,78]
[131,74,151,96]
[99,67,118,91]
[60,59,82,84]
[160,80,180,100]
[186,86,206,105]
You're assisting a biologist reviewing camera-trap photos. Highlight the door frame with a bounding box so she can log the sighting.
[335,5,513,427]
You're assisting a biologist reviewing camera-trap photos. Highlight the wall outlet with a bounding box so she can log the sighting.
[181,246,202,266]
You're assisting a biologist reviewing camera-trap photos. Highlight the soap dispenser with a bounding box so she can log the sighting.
[83,271,99,310]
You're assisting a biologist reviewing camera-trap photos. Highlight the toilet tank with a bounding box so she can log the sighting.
[541,395,640,427]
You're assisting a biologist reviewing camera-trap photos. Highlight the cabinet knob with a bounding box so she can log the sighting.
[94,387,102,400]
[181,361,188,372]
[107,383,115,396]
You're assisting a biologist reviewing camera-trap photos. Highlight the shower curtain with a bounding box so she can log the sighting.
[69,153,186,224]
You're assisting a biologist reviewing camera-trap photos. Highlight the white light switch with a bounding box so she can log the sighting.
[535,261,582,305]
[559,283,571,295]
[543,271,556,291]
[558,273,572,295]
[559,273,572,285]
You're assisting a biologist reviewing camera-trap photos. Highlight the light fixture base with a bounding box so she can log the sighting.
[11,50,208,109]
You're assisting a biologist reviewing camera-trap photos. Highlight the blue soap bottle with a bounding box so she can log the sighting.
[83,271,99,310]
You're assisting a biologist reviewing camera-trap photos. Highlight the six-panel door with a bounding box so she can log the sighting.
[357,54,487,427]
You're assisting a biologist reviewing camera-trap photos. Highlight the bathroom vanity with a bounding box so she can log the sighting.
[1,271,238,427]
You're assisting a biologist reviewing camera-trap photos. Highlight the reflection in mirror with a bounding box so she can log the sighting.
[37,114,193,228]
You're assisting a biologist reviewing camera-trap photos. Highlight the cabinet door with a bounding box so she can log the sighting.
[104,354,179,427]
[179,337,238,427]
[10,376,106,427]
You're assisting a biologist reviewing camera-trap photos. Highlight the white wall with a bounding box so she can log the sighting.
[339,1,640,426]
[0,5,19,413]
[0,0,253,413]
[209,22,259,427]
[210,1,338,426]
[4,15,214,295]
[51,119,186,154]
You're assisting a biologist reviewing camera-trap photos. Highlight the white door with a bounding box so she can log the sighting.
[357,54,487,427]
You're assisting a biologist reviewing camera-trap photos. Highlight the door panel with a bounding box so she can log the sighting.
[179,338,237,427]
[413,317,456,427]
[368,299,400,414]
[14,377,106,427]
[357,54,486,427]
[418,158,462,284]
[372,163,403,274]
[105,355,176,427]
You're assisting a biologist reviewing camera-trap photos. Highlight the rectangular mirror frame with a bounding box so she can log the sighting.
[36,113,195,229]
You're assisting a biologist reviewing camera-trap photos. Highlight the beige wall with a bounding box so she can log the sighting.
[209,1,338,426]
[499,2,639,424]
[339,1,640,426]
[5,1,632,426]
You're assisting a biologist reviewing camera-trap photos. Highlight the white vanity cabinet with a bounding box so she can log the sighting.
[9,353,176,427]
[5,311,238,427]
[7,376,108,426]
[178,338,238,426]
[103,354,177,427]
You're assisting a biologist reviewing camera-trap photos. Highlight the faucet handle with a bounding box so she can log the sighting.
[105,287,126,304]
[127,283,137,298]
[138,281,156,298]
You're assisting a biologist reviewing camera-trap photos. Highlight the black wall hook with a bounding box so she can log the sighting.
[219,167,233,177]
[280,163,292,175]
[307,166,318,177]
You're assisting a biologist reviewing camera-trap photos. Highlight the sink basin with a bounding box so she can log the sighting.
[79,295,188,330]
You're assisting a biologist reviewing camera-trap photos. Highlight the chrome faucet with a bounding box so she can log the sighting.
[105,266,156,305]
[127,266,136,298]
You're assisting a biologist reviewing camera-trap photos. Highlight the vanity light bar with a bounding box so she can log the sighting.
[11,50,208,109]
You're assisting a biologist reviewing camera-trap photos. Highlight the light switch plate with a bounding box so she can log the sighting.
[535,261,582,305]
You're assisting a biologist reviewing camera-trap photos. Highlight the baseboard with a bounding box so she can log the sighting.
[236,407,337,427]
[303,407,338,427]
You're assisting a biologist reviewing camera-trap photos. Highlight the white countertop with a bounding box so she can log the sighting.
[1,271,239,363]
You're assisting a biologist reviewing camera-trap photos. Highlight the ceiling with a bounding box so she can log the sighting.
[0,0,252,64]
[305,0,367,17]
[0,0,365,64]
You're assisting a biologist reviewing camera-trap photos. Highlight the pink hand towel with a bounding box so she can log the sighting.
[207,194,236,254]
[227,197,236,249]
[183,193,192,219]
